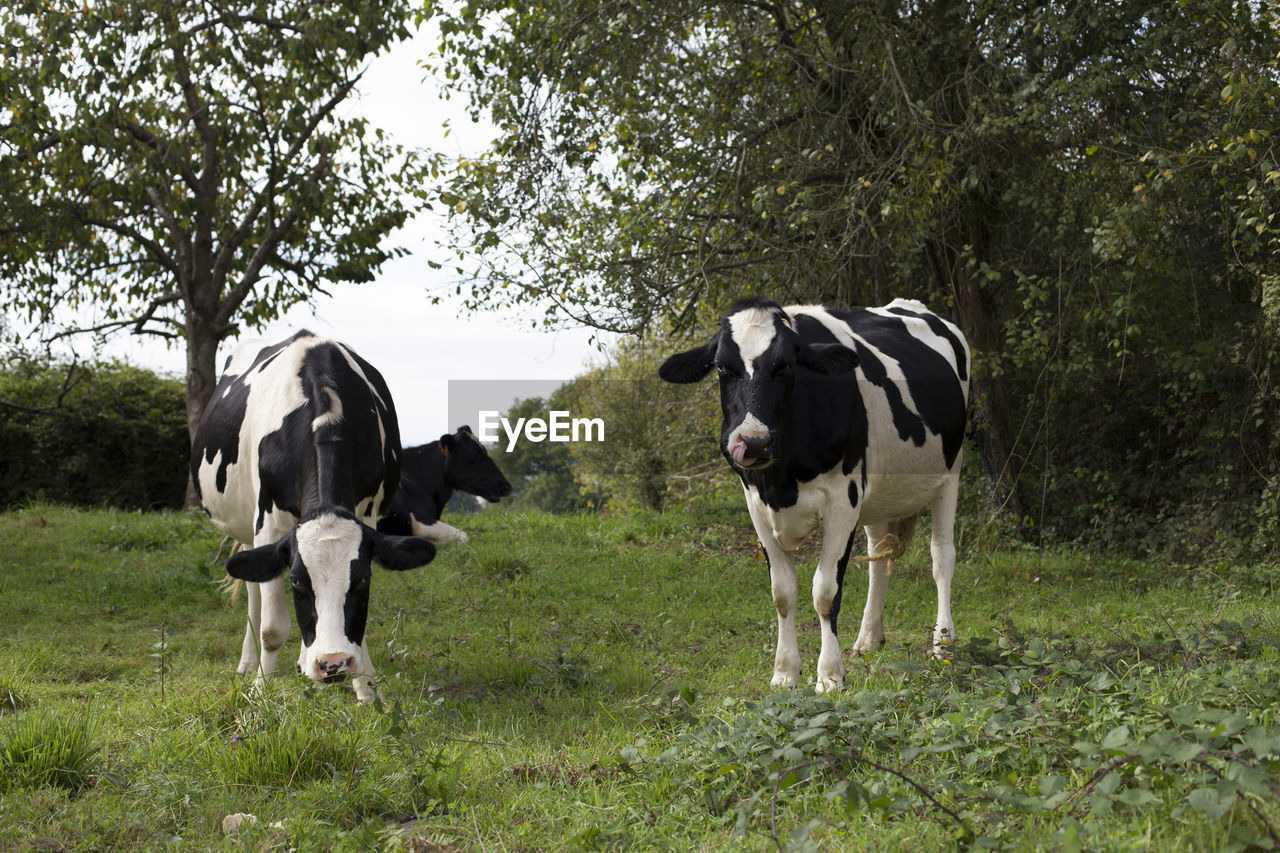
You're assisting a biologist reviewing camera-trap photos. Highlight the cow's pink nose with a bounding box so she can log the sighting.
[317,654,354,677]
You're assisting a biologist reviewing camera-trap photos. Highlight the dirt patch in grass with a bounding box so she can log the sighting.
[509,759,619,787]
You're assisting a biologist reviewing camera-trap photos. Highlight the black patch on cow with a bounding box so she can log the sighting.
[826,531,858,636]
[254,402,312,532]
[290,558,319,647]
[378,428,511,537]
[844,310,967,468]
[824,309,967,470]
[340,540,373,648]
[887,305,969,382]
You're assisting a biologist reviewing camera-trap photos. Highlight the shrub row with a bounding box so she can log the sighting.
[0,355,188,510]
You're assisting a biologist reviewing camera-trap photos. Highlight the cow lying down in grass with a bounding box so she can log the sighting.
[376,426,512,545]
[660,298,970,692]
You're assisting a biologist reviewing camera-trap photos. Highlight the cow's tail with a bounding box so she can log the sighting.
[217,539,245,603]
[854,513,918,573]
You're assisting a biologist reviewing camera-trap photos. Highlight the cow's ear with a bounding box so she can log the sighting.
[225,535,292,582]
[439,433,456,454]
[370,531,436,572]
[798,342,859,375]
[659,339,717,384]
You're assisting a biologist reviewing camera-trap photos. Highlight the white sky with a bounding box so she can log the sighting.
[33,26,612,446]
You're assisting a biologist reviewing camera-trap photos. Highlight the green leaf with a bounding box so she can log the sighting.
[1115,788,1157,807]
[1101,725,1131,750]
[1187,787,1235,820]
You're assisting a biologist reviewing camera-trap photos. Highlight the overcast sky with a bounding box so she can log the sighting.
[49,25,613,446]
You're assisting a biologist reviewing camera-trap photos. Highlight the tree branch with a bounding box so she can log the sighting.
[77,211,181,278]
[211,74,361,291]
[118,120,203,194]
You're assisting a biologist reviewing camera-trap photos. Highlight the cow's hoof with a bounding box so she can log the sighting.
[815,674,844,694]
[452,531,470,544]
[851,633,884,656]
[353,676,376,703]
[770,671,799,689]
[236,661,257,676]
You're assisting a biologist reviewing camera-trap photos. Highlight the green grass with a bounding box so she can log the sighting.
[1,501,1279,850]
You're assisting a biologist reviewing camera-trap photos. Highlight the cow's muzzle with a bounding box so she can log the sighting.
[315,653,355,680]
[730,434,773,469]
[483,480,513,502]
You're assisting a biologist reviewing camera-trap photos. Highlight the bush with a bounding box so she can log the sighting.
[0,355,188,510]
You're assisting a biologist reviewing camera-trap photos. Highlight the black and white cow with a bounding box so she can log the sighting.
[376,426,512,544]
[190,331,436,701]
[660,298,969,692]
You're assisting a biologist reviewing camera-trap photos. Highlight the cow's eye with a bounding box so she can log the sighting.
[772,362,794,378]
[290,576,307,592]
[715,363,738,378]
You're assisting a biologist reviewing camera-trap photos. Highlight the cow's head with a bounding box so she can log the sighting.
[441,426,513,502]
[225,510,435,684]
[658,299,858,469]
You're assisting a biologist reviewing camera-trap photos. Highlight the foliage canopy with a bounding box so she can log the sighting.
[428,0,1280,552]
[1,0,432,446]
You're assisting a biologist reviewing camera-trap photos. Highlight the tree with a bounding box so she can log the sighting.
[426,0,1279,531]
[0,1,431,490]
[493,392,603,513]
[566,336,730,511]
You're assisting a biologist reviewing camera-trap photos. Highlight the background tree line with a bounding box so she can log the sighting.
[2,1,1276,558]
[426,0,1279,558]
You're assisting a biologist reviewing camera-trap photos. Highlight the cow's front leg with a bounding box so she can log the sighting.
[813,518,858,693]
[766,544,800,688]
[236,579,262,675]
[748,514,801,689]
[411,517,469,544]
[351,641,376,702]
[254,573,291,686]
[851,523,891,655]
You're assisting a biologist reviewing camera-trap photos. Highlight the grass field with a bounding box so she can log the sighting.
[2,501,1279,851]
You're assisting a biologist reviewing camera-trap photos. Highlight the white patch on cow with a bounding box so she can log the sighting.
[293,513,370,683]
[728,309,779,378]
[726,411,770,465]
[311,387,344,431]
[867,298,969,382]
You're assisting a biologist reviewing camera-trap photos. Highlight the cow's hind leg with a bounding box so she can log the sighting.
[236,580,261,675]
[930,466,961,658]
[851,522,891,655]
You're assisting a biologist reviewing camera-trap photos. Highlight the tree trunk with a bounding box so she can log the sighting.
[950,267,1025,519]
[183,315,221,509]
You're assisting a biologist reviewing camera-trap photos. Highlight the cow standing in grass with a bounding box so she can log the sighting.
[190,331,435,701]
[377,426,512,545]
[660,298,969,692]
